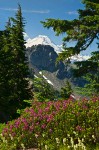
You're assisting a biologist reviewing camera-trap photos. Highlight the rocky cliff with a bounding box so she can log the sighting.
[27,44,71,80]
[26,35,87,91]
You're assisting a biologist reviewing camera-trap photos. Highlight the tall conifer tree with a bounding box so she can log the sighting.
[42,0,99,58]
[9,4,33,113]
[0,21,13,121]
[0,5,33,122]
[41,0,99,95]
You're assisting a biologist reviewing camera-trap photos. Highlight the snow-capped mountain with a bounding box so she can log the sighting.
[25,35,62,53]
[25,34,90,61]
[25,34,88,90]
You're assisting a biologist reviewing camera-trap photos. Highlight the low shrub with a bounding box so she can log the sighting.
[0,97,99,149]
[0,124,5,134]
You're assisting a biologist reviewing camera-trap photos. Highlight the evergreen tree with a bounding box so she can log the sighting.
[0,5,33,122]
[41,0,99,58]
[41,0,99,96]
[33,77,57,101]
[60,81,73,99]
[0,21,13,121]
[75,51,99,96]
[9,4,33,116]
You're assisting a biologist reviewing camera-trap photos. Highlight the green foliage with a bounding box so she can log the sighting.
[41,0,99,96]
[74,51,99,96]
[0,124,5,134]
[0,23,14,121]
[0,5,33,122]
[60,81,73,99]
[33,77,58,101]
[0,97,99,149]
[42,0,99,58]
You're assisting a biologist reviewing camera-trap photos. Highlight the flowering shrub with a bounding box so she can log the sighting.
[0,97,99,149]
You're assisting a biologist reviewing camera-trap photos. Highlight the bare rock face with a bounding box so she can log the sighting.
[29,45,58,72]
[26,44,86,90]
[27,44,68,79]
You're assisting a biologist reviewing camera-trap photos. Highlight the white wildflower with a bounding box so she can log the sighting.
[92,135,95,139]
[45,145,48,150]
[21,143,25,150]
[0,133,3,137]
[42,133,45,137]
[9,134,13,140]
[35,134,39,138]
[70,137,74,147]
[1,136,7,143]
[73,131,78,136]
[74,144,78,150]
[82,138,84,142]
[67,134,70,137]
[63,138,66,145]
[67,145,71,149]
[55,137,60,144]
[84,135,86,138]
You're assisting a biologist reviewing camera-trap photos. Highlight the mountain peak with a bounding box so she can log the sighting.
[25,34,90,61]
[25,35,62,53]
[26,35,52,47]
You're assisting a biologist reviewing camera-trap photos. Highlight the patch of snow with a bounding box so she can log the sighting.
[46,79,54,86]
[39,71,42,75]
[39,73,54,86]
[43,75,48,80]
[34,75,38,78]
[43,75,54,85]
[70,54,90,62]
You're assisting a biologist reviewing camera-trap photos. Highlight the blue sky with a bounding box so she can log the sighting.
[0,0,98,55]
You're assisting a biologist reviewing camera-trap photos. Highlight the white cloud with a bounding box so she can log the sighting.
[0,8,50,14]
[66,11,78,15]
[22,10,50,14]
[0,8,17,11]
